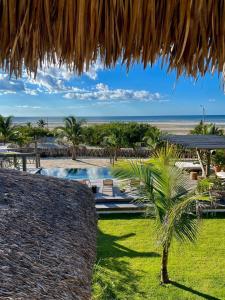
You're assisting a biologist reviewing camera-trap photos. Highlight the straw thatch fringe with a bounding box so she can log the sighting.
[0,0,225,78]
[0,169,96,299]
[9,146,153,158]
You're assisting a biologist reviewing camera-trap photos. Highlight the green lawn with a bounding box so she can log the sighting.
[93,214,225,300]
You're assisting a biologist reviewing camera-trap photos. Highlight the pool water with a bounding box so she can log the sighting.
[40,167,112,180]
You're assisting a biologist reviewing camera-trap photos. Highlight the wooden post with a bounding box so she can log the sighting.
[34,140,39,168]
[13,155,17,168]
[196,149,206,178]
[22,156,27,172]
[206,150,211,177]
[36,154,40,168]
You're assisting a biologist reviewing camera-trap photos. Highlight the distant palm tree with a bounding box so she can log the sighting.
[102,134,117,165]
[112,146,203,284]
[0,115,16,144]
[204,123,223,135]
[37,119,47,128]
[26,122,32,128]
[191,121,223,135]
[57,116,85,160]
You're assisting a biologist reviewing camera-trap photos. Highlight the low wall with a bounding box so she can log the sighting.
[9,147,152,158]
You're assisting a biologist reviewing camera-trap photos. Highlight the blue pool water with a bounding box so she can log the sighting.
[40,167,112,180]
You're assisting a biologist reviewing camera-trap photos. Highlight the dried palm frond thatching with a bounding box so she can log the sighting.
[0,169,96,299]
[0,0,225,78]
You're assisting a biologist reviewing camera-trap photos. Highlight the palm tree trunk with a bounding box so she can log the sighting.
[34,140,39,167]
[72,146,77,160]
[161,243,170,284]
[115,149,118,161]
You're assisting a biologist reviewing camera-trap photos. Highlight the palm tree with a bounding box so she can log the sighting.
[26,122,32,128]
[102,134,117,165]
[37,119,47,128]
[112,146,203,284]
[204,123,223,135]
[57,116,85,160]
[0,115,16,144]
[191,121,223,135]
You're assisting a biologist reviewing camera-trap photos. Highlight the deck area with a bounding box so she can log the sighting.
[27,167,225,214]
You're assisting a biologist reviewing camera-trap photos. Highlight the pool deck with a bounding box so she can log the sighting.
[40,158,111,169]
[28,158,201,214]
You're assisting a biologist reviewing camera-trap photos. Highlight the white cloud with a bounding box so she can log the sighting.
[0,61,165,105]
[208,98,216,102]
[0,60,104,96]
[84,60,104,79]
[16,105,41,109]
[64,83,164,103]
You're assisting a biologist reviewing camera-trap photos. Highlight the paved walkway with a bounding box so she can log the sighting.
[40,157,111,168]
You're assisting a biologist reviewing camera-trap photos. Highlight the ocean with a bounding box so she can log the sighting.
[12,115,225,125]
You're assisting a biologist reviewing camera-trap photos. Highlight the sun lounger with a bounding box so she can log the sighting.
[215,171,225,180]
[102,179,114,196]
[175,161,202,171]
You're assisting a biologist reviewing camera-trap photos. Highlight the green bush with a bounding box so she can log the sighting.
[197,178,214,193]
[212,150,225,166]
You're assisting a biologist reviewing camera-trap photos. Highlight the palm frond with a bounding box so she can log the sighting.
[163,196,202,244]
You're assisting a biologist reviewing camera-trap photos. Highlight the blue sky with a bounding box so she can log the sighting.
[0,59,224,116]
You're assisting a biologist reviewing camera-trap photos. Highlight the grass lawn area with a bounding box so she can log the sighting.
[93,214,225,300]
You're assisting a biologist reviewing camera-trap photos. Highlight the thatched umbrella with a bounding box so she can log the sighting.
[0,0,225,78]
[0,169,96,299]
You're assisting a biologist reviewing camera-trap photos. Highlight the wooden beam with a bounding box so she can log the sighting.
[196,149,206,178]
[13,155,17,168]
[22,156,27,172]
[206,150,211,177]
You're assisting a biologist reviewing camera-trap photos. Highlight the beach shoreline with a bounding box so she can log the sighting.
[14,120,225,134]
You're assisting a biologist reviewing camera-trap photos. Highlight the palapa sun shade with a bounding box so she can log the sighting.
[1,0,225,78]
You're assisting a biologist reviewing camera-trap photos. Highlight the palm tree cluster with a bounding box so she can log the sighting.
[0,114,165,162]
[56,116,85,160]
[191,120,223,135]
[0,116,16,144]
[0,115,53,147]
[112,146,204,284]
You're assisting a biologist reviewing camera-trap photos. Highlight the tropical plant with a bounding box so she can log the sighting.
[191,121,223,135]
[0,115,16,144]
[197,177,214,194]
[82,122,160,148]
[56,116,85,160]
[26,122,32,128]
[112,146,204,284]
[212,150,225,167]
[102,134,118,165]
[37,119,47,128]
[12,129,32,147]
[143,127,164,151]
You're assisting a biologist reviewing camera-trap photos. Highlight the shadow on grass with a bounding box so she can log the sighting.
[170,281,222,300]
[93,229,160,299]
[93,258,145,300]
[98,213,146,221]
[97,230,160,259]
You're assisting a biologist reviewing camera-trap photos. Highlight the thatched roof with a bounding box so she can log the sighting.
[1,0,225,78]
[0,169,96,299]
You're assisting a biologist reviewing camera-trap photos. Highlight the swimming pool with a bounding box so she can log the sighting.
[40,167,112,180]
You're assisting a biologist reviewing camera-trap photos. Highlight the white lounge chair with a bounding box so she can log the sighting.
[102,179,114,196]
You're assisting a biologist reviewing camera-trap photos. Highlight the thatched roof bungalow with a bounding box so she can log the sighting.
[0,0,225,78]
[0,169,96,299]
